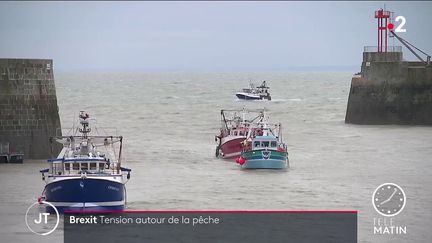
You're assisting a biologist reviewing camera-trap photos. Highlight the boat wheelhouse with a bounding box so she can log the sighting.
[39,111,131,213]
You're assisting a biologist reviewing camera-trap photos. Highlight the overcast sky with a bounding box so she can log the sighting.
[0,1,431,72]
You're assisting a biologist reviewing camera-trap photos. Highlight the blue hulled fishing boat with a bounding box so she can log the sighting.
[236,112,288,169]
[39,111,131,213]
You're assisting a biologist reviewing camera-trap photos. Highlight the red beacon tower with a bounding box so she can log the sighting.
[375,9,391,52]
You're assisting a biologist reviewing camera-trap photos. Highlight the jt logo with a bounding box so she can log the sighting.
[34,213,50,224]
[26,201,60,235]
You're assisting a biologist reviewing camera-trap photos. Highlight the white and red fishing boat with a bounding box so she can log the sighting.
[215,108,265,160]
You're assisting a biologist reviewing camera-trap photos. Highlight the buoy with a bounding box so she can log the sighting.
[236,157,246,165]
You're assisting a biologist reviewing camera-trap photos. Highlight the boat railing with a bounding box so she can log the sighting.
[47,157,119,176]
[56,126,119,137]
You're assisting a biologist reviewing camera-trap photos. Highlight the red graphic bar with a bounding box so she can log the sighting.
[64,210,358,214]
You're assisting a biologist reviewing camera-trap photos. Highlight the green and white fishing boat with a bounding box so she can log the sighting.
[236,112,288,169]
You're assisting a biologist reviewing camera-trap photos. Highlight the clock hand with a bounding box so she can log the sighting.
[380,188,397,206]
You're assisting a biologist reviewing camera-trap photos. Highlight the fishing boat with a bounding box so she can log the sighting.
[236,81,271,100]
[38,111,131,213]
[236,113,288,169]
[215,109,265,160]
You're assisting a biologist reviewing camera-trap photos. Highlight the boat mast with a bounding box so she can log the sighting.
[242,107,247,125]
[117,136,123,174]
[78,111,91,139]
[279,123,282,142]
[221,110,229,131]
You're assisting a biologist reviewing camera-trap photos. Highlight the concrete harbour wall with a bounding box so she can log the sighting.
[0,58,62,159]
[345,52,432,125]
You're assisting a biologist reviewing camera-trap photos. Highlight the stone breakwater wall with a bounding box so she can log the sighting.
[0,58,62,159]
[345,52,432,125]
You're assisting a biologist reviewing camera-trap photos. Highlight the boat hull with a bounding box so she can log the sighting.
[236,92,270,100]
[241,150,288,169]
[43,177,125,213]
[236,92,262,100]
[219,137,246,159]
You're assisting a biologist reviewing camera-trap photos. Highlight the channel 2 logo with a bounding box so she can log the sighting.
[388,16,407,33]
[25,201,59,235]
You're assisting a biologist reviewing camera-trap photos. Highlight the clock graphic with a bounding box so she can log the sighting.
[372,183,406,217]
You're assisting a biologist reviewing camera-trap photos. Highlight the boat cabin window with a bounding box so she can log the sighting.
[234,131,238,136]
[73,162,80,170]
[254,141,260,148]
[90,162,97,170]
[81,163,88,171]
[52,163,62,175]
[254,140,277,148]
[64,163,70,171]
[99,162,106,171]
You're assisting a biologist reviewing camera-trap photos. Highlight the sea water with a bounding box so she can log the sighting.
[1,72,431,242]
